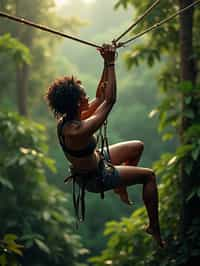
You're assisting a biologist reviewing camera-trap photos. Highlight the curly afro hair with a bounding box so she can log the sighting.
[45,76,82,119]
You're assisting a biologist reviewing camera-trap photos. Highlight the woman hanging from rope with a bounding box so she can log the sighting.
[45,44,165,247]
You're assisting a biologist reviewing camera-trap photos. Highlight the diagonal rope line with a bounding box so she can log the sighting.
[114,0,161,44]
[0,1,199,50]
[117,0,200,48]
[0,11,102,49]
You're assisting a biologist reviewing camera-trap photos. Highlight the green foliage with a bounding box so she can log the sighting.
[89,150,181,266]
[0,33,31,65]
[0,111,87,266]
[124,45,161,69]
[89,140,200,265]
[0,33,32,111]
[0,234,24,266]
[114,1,180,75]
[0,0,83,112]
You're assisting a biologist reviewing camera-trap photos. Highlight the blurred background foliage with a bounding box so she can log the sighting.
[0,0,199,265]
[0,111,87,265]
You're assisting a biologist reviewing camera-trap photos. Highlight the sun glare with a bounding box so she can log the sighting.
[55,0,66,6]
[55,0,95,6]
[83,0,96,3]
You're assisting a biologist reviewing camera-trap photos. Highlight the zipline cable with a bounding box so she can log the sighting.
[113,0,161,44]
[117,0,200,48]
[0,11,101,49]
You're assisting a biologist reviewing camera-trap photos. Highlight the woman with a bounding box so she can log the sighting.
[45,44,164,247]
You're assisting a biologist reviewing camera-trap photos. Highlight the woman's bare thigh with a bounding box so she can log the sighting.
[109,140,144,165]
[115,165,154,187]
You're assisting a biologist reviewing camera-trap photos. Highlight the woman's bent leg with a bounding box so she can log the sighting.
[115,165,165,247]
[108,141,144,204]
[109,140,144,166]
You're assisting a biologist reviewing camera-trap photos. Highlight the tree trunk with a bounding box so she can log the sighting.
[16,63,29,116]
[179,0,200,265]
[15,0,32,116]
[179,0,196,84]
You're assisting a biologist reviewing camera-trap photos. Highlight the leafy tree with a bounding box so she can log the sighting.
[0,0,83,116]
[0,33,31,65]
[0,111,88,266]
[0,33,32,114]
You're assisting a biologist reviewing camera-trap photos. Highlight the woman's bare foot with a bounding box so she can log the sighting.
[145,226,166,248]
[114,186,133,206]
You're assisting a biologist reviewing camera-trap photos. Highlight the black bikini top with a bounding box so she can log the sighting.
[57,117,97,158]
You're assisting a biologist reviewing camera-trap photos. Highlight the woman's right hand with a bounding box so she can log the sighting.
[98,44,116,63]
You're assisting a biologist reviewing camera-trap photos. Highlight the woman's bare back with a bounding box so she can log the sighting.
[63,121,100,171]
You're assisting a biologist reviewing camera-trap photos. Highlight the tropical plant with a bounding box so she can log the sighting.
[0,111,88,265]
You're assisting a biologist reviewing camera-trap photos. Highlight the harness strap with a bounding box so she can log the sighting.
[103,120,111,162]
[72,178,79,220]
[63,119,112,225]
[81,182,86,221]
[96,119,111,199]
[70,175,85,225]
[65,164,106,226]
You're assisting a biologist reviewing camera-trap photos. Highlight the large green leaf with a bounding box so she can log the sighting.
[34,239,50,254]
[0,176,14,190]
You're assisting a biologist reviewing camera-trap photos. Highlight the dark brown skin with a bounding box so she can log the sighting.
[61,44,165,247]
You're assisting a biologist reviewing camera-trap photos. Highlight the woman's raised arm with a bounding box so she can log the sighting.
[78,44,117,136]
[81,44,116,120]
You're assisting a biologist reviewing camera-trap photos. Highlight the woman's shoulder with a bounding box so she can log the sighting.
[62,119,82,137]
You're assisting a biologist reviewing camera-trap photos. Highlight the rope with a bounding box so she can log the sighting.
[113,0,161,44]
[1,1,199,50]
[0,11,101,49]
[117,0,200,48]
